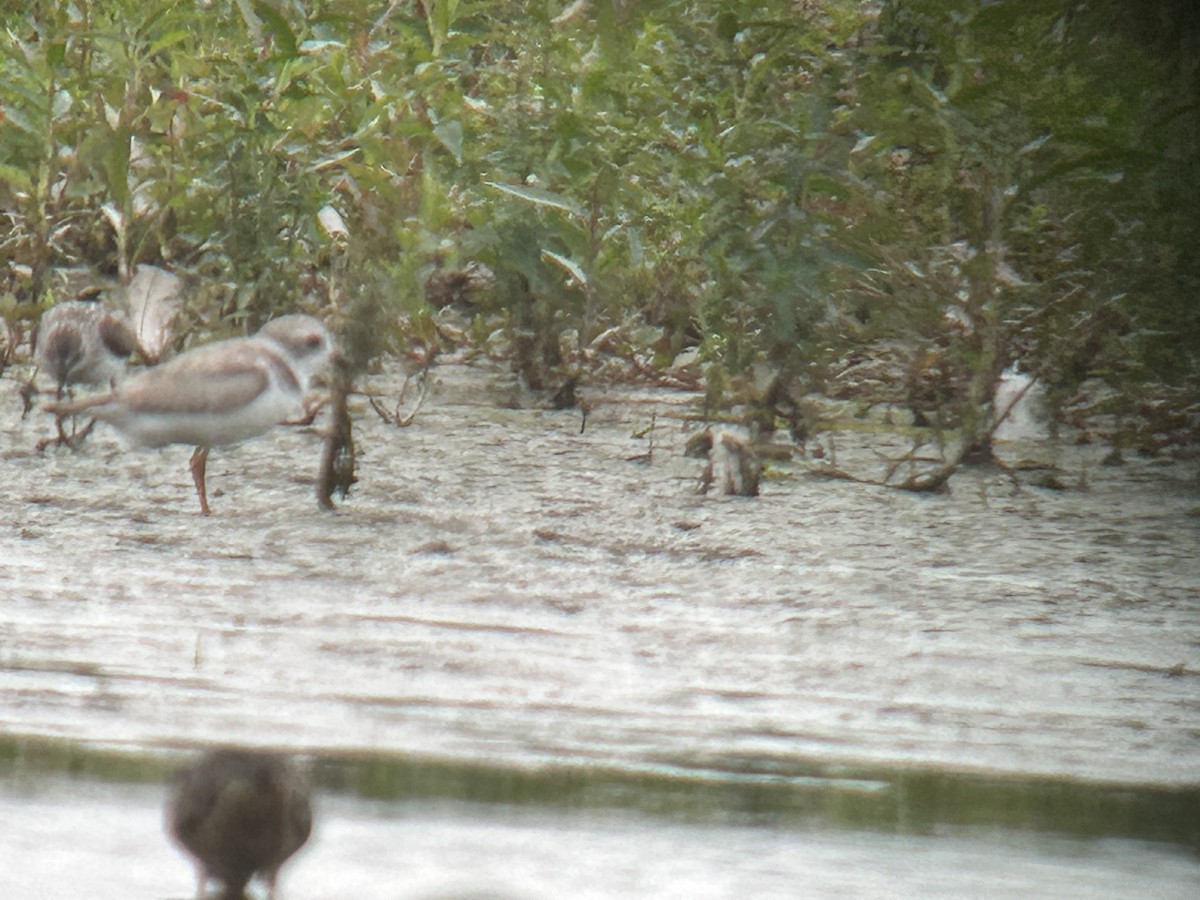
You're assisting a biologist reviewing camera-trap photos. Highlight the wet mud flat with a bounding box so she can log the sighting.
[1,357,1199,896]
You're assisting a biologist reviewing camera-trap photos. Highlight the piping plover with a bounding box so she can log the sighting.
[167,747,312,900]
[48,314,338,514]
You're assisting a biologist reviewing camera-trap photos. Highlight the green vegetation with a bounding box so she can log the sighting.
[3,733,1199,850]
[2,1,1196,457]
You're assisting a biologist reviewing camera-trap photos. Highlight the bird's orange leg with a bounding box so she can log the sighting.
[189,446,212,515]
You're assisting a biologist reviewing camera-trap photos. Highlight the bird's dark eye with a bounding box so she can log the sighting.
[305,334,323,349]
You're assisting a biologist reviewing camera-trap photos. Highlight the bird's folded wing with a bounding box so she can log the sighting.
[123,342,270,415]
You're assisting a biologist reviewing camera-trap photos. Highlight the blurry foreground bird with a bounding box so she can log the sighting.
[166,747,312,900]
[46,314,338,514]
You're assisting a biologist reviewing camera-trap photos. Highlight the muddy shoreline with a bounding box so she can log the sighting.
[2,358,1198,896]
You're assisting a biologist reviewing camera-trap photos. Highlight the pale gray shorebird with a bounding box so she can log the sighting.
[34,299,139,446]
[167,747,312,900]
[47,314,338,514]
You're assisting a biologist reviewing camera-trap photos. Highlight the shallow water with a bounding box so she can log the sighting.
[3,773,1198,900]
[2,357,1199,895]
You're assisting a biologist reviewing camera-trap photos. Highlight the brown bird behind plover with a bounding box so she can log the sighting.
[166,747,313,900]
[34,299,138,396]
[34,299,139,447]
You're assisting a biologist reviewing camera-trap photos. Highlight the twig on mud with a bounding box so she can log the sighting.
[874,442,945,484]
[890,465,957,492]
[809,428,957,492]
[808,465,873,484]
[622,353,703,390]
[369,355,435,426]
[869,375,1039,492]
[625,412,656,463]
[809,458,954,492]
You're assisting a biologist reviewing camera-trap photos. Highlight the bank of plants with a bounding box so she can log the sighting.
[1,0,1196,464]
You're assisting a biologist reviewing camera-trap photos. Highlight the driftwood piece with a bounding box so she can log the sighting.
[317,364,357,510]
[697,429,762,497]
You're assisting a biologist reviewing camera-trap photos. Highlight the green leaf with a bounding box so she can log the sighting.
[541,249,588,287]
[309,147,362,172]
[254,1,299,57]
[0,164,34,193]
[100,127,132,208]
[1,105,42,137]
[486,182,585,219]
[715,12,739,43]
[627,225,644,268]
[149,30,192,56]
[46,39,66,68]
[433,119,463,164]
